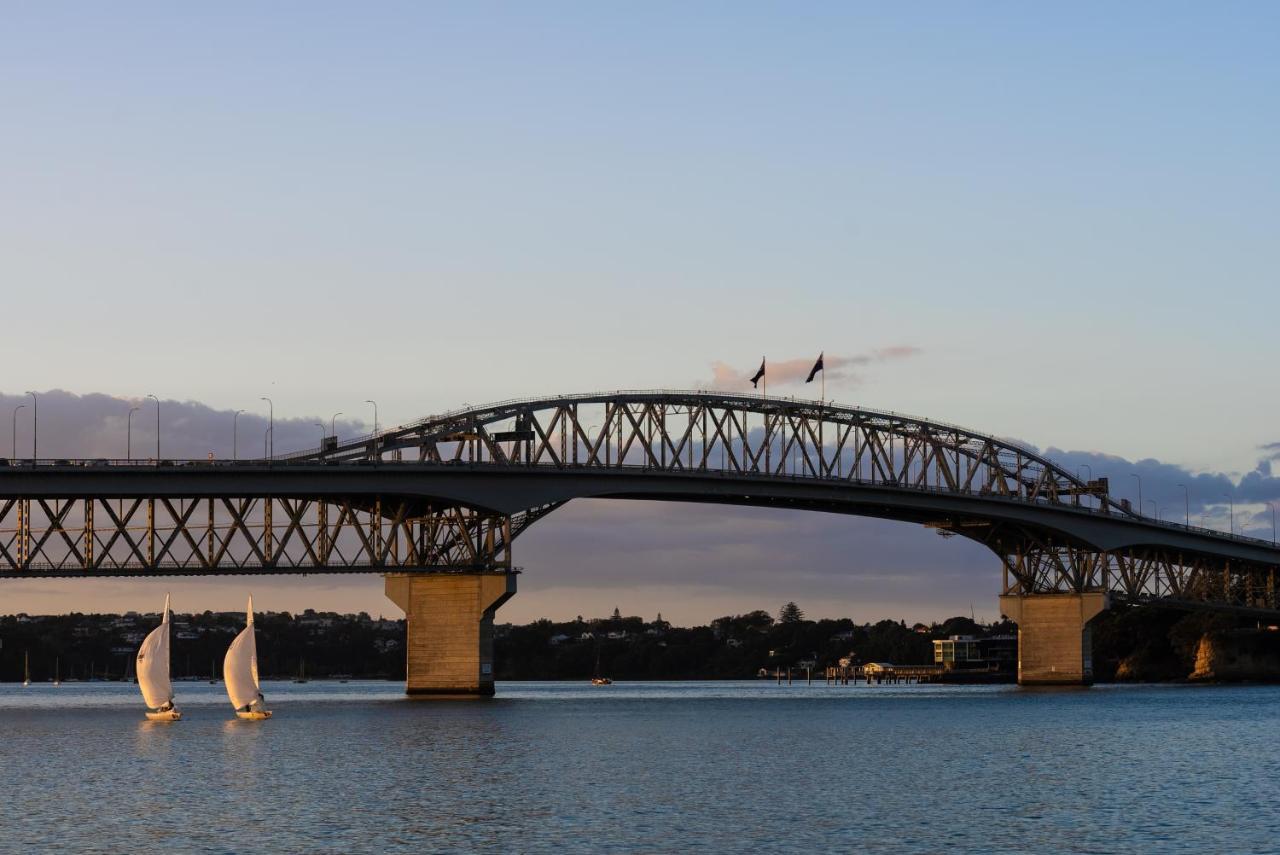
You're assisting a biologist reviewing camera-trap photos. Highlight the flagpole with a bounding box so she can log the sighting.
[819,352,824,476]
[761,356,768,473]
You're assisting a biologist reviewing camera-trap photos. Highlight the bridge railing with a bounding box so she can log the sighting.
[3,455,1277,555]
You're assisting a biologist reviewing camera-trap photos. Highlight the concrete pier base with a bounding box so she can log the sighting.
[999,592,1110,685]
[385,572,517,696]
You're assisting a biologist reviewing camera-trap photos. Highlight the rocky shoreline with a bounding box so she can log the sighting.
[1095,606,1280,683]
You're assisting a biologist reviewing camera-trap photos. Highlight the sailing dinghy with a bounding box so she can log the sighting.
[137,594,182,721]
[225,596,272,720]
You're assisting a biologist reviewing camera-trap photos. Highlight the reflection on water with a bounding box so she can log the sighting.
[3,680,1280,852]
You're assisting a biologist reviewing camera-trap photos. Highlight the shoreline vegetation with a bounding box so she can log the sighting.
[1,602,1278,684]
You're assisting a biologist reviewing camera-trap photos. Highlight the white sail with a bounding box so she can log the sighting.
[136,594,173,710]
[224,596,262,710]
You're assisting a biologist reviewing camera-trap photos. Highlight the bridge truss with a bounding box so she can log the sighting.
[1,390,1277,615]
[0,496,559,577]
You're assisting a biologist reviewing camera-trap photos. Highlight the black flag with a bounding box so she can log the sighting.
[749,358,766,388]
[805,353,824,383]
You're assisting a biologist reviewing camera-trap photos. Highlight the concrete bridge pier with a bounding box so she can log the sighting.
[999,592,1110,685]
[385,571,517,696]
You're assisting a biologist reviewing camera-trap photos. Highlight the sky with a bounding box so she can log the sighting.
[2,4,1278,624]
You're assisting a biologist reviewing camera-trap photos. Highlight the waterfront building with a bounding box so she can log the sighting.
[934,635,1017,671]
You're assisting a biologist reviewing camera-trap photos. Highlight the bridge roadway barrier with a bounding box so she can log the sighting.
[384,570,517,696]
[999,592,1110,685]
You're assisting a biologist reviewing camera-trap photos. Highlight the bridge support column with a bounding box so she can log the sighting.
[999,592,1110,685]
[385,571,517,697]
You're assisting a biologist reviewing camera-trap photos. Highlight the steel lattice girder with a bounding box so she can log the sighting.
[981,522,1280,612]
[0,496,557,577]
[292,392,1115,515]
[2,391,1278,609]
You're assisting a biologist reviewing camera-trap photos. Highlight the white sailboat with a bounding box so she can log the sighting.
[137,594,181,721]
[225,595,271,720]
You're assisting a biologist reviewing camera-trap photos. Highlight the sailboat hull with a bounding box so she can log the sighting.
[145,709,182,721]
[235,710,272,720]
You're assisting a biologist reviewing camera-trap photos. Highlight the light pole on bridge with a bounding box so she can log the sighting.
[1145,499,1158,520]
[1130,473,1142,515]
[1270,502,1278,546]
[365,400,378,460]
[24,391,37,461]
[146,394,160,461]
[330,412,342,441]
[1078,463,1092,482]
[1177,483,1190,527]
[314,423,325,447]
[11,404,24,460]
[260,397,274,460]
[232,409,246,461]
[1223,492,1234,535]
[127,406,140,460]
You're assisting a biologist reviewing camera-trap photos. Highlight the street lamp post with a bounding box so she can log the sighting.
[11,404,24,460]
[1270,501,1278,546]
[146,394,160,461]
[24,391,37,461]
[1176,483,1190,527]
[264,426,270,458]
[127,406,140,460]
[1130,473,1142,515]
[314,423,325,447]
[1078,463,1092,482]
[1146,499,1158,520]
[1224,493,1234,535]
[330,412,343,441]
[260,397,274,460]
[365,400,378,461]
[232,409,246,461]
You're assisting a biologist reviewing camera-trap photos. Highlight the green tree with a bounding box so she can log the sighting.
[778,602,805,624]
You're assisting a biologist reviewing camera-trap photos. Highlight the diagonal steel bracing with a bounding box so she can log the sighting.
[2,390,1278,615]
[0,495,552,577]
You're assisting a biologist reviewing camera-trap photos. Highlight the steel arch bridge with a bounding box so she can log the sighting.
[1,390,1278,615]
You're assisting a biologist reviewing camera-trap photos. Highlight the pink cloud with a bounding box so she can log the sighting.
[701,347,921,391]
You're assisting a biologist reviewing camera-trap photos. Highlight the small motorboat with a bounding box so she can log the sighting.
[137,594,182,721]
[591,677,613,686]
[225,595,272,720]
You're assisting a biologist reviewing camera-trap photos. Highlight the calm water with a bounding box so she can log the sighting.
[2,680,1278,853]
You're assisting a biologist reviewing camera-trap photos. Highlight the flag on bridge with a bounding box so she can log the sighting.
[805,353,824,383]
[749,358,766,389]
